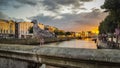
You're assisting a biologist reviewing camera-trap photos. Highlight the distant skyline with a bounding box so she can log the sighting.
[0,0,107,32]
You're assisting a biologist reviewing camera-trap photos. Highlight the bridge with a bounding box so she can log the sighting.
[0,44,120,68]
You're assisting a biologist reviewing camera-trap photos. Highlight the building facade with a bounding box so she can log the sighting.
[45,25,57,32]
[0,19,15,38]
[0,19,52,39]
[18,22,45,39]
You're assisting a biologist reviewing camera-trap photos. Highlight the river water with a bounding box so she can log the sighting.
[43,39,97,49]
[40,39,97,68]
[0,39,97,68]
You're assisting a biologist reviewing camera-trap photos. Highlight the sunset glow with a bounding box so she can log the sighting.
[91,27,99,34]
[0,0,107,32]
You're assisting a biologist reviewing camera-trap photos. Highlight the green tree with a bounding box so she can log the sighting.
[99,0,120,34]
[101,0,120,24]
[65,32,72,35]
[99,15,117,34]
[54,29,65,35]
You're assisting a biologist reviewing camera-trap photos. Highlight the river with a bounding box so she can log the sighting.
[41,39,97,68]
[43,39,97,49]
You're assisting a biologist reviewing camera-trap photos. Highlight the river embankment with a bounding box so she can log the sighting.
[0,37,77,45]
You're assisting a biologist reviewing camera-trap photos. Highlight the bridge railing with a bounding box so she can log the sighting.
[0,45,120,68]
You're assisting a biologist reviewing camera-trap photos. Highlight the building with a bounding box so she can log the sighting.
[0,19,52,39]
[0,19,15,38]
[18,22,33,38]
[38,23,44,30]
[75,32,81,37]
[45,25,57,32]
[17,22,45,39]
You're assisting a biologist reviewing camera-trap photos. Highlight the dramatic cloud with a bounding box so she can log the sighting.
[0,0,9,6]
[0,0,38,10]
[0,0,93,13]
[0,0,106,31]
[42,0,92,9]
[15,0,40,6]
[0,0,94,19]
[0,10,25,22]
[0,11,24,21]
[29,9,108,31]
[74,9,106,25]
[0,11,10,20]
[40,0,93,14]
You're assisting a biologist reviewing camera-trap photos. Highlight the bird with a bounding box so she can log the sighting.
[31,20,55,45]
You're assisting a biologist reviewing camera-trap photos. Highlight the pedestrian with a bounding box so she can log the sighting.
[115,25,120,47]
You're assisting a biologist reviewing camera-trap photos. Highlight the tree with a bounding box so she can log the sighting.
[65,32,72,35]
[99,15,117,34]
[101,0,120,24]
[54,29,66,35]
[99,0,120,34]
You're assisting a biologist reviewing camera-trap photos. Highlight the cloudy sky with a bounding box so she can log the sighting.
[0,0,107,32]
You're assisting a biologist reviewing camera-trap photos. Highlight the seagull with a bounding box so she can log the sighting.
[31,20,55,45]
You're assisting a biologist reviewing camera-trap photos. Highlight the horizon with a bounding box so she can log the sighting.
[0,0,107,32]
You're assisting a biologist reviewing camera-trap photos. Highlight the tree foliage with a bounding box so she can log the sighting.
[102,0,120,23]
[99,15,117,34]
[54,29,73,36]
[101,0,120,10]
[65,32,72,35]
[54,29,66,35]
[99,0,120,34]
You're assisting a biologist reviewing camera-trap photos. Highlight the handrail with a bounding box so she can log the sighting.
[0,45,120,68]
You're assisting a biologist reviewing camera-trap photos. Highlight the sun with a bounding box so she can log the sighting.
[91,27,99,34]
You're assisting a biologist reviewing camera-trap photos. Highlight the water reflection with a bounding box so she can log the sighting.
[43,39,97,49]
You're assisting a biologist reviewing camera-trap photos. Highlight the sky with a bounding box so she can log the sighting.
[0,0,107,32]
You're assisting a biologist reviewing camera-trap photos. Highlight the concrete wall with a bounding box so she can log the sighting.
[0,44,120,68]
[0,57,38,68]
